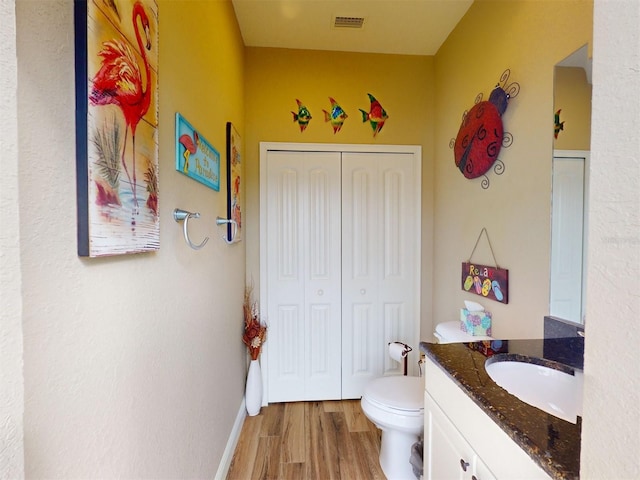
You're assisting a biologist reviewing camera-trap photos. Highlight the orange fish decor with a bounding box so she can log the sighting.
[360,93,389,137]
[291,99,312,132]
[323,97,348,134]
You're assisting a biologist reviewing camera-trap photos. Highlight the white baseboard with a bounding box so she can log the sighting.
[214,399,247,480]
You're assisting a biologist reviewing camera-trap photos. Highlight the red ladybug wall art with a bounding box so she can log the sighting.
[452,69,520,189]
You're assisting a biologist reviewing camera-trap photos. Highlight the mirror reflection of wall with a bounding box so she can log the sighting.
[550,45,592,325]
[554,65,592,150]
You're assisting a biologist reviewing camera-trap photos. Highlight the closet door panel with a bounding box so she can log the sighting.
[266,151,341,402]
[379,154,418,376]
[341,156,381,398]
[303,161,342,400]
[266,152,306,401]
[342,152,419,397]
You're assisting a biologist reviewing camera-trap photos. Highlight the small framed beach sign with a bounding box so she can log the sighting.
[461,262,509,304]
[175,113,220,191]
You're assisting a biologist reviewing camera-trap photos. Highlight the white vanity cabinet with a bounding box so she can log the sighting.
[424,357,550,480]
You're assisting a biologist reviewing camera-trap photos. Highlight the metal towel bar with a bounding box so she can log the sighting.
[173,208,209,250]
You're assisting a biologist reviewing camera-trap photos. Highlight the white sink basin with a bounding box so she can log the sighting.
[485,356,583,423]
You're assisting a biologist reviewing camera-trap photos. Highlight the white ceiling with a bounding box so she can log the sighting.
[231,0,474,56]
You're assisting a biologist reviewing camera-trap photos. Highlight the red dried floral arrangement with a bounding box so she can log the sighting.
[242,285,267,360]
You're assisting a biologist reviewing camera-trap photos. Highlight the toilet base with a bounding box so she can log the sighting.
[379,427,420,480]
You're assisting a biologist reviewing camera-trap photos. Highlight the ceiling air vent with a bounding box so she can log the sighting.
[333,16,365,29]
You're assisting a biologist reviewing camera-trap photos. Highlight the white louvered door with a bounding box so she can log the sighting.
[262,144,420,403]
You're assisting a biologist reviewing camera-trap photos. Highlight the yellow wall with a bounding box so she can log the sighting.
[433,0,593,338]
[244,48,436,334]
[554,66,592,150]
[15,0,247,476]
[245,2,593,341]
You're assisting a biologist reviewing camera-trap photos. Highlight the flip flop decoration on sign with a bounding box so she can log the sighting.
[323,97,348,134]
[451,69,520,189]
[360,93,389,137]
[292,99,312,132]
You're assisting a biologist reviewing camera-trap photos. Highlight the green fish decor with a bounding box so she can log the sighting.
[292,99,312,132]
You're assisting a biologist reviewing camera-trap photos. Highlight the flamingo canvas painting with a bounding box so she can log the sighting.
[75,0,159,257]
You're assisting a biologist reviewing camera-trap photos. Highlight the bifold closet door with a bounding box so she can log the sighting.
[265,151,342,402]
[341,152,419,399]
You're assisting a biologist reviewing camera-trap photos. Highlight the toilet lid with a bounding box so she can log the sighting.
[363,376,424,412]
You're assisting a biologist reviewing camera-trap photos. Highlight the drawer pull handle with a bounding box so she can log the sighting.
[460,459,470,472]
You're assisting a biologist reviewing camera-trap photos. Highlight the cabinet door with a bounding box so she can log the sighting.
[473,456,497,480]
[341,152,419,398]
[425,392,495,480]
[425,392,472,480]
[265,151,342,402]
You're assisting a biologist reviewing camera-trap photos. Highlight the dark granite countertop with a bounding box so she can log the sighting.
[420,337,583,480]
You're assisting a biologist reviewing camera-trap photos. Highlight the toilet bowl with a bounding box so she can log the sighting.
[361,375,424,480]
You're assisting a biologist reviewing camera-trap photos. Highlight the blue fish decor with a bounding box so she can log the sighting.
[323,97,348,133]
[292,99,312,132]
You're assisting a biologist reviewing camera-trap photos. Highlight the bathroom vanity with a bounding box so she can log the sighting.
[420,338,583,479]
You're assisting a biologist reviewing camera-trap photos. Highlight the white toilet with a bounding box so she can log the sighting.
[361,344,424,480]
[361,327,495,479]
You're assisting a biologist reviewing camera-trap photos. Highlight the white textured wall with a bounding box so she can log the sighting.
[0,0,25,477]
[581,0,640,477]
[15,0,246,477]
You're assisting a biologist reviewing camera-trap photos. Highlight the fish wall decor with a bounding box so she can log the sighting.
[554,109,564,139]
[359,93,389,137]
[323,97,348,134]
[291,99,312,132]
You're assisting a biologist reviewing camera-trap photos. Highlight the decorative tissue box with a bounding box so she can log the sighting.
[460,308,492,336]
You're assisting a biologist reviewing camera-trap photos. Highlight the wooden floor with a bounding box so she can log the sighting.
[226,400,385,480]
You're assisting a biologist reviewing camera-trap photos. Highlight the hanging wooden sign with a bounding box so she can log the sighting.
[462,262,509,304]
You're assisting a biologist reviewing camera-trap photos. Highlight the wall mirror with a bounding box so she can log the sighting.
[549,45,592,325]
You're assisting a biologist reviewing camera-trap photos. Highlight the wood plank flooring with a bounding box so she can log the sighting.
[226,400,385,480]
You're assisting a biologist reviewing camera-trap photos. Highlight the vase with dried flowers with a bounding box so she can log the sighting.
[243,285,267,360]
[243,285,267,416]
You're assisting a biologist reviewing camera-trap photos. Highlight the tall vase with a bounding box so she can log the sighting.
[245,358,262,416]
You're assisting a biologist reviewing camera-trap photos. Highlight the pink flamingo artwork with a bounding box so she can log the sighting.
[179,131,199,174]
[90,1,153,210]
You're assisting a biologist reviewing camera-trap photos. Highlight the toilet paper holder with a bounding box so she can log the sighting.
[389,341,412,376]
